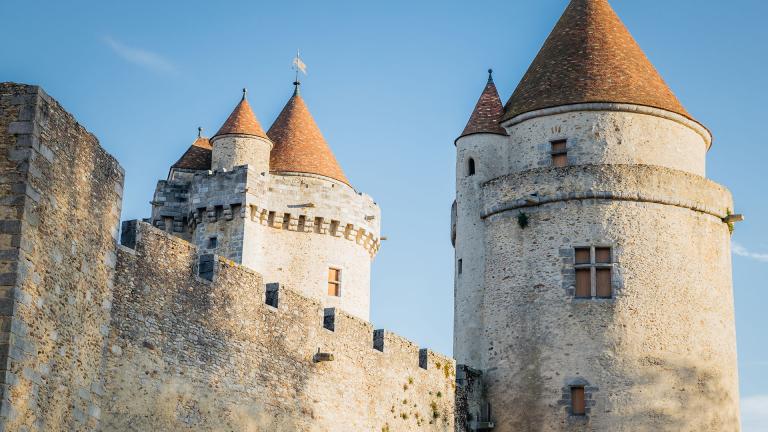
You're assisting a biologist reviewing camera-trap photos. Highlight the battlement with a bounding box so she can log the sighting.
[104,221,454,430]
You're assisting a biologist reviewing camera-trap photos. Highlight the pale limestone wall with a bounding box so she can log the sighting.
[502,107,709,176]
[102,223,454,432]
[210,134,272,173]
[0,83,124,431]
[477,165,739,431]
[453,133,507,368]
[242,173,380,321]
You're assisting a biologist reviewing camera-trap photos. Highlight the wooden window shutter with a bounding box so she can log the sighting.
[596,269,612,298]
[575,269,591,298]
[552,140,567,167]
[595,247,611,263]
[571,386,586,416]
[328,268,341,296]
[575,248,591,265]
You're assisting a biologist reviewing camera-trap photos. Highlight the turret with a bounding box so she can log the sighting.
[454,0,740,430]
[210,89,273,173]
[453,70,507,368]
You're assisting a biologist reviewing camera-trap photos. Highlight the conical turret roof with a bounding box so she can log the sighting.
[172,130,212,171]
[267,88,350,186]
[214,91,268,138]
[503,0,692,122]
[458,70,508,140]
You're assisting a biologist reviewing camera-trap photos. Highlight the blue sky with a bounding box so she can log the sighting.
[2,0,766,428]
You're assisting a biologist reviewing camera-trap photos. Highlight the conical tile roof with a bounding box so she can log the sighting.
[503,0,692,122]
[214,91,268,138]
[458,70,508,140]
[172,132,212,171]
[267,88,350,186]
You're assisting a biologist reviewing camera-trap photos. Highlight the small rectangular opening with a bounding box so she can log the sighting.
[458,259,463,275]
[298,215,306,232]
[329,220,340,236]
[208,237,218,249]
[419,349,428,370]
[282,213,291,230]
[314,217,323,234]
[373,329,384,352]
[595,247,611,263]
[551,140,568,167]
[571,386,586,416]
[596,269,612,298]
[575,269,591,298]
[265,283,279,308]
[323,308,335,331]
[575,248,591,265]
[267,211,276,226]
[328,267,341,297]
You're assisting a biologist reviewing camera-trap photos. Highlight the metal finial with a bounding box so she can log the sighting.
[242,88,247,100]
[488,68,494,82]
[293,80,301,96]
[197,127,203,138]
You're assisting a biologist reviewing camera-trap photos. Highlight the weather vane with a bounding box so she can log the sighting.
[292,49,307,91]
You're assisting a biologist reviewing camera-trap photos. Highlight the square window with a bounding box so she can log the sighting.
[595,247,611,263]
[575,248,591,265]
[208,237,217,249]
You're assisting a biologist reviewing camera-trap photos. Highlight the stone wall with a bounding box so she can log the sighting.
[477,164,739,431]
[502,108,709,177]
[0,83,124,431]
[101,221,454,432]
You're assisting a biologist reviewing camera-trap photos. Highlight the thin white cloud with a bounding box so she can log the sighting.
[732,241,768,263]
[102,36,176,74]
[742,395,768,432]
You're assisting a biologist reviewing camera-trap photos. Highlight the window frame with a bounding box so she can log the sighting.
[551,139,568,167]
[327,266,342,297]
[573,246,614,299]
[570,385,586,416]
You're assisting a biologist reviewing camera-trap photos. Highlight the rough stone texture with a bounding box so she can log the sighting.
[453,100,740,430]
[503,110,708,177]
[103,222,455,431]
[210,134,272,174]
[0,82,124,431]
[151,162,380,320]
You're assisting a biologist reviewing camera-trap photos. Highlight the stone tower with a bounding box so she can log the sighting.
[453,1,740,430]
[150,84,380,320]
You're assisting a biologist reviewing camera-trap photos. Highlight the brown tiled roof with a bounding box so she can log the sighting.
[459,70,508,140]
[267,88,350,186]
[172,136,212,170]
[213,94,268,138]
[503,0,692,122]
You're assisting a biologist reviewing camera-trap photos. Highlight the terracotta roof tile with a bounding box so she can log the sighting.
[172,135,212,171]
[459,70,508,140]
[503,0,693,122]
[267,88,350,186]
[214,93,268,138]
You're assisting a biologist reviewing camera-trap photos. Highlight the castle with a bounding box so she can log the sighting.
[0,0,741,431]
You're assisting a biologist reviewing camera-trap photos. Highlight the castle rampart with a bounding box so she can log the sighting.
[102,221,453,431]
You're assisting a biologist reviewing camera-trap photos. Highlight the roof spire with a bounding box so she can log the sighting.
[241,88,247,100]
[213,89,268,138]
[292,50,307,96]
[197,126,203,138]
[457,69,507,141]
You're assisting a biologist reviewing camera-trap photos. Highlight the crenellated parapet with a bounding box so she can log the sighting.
[106,221,453,431]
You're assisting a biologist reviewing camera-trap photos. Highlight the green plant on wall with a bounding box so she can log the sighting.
[726,209,735,235]
[517,212,530,229]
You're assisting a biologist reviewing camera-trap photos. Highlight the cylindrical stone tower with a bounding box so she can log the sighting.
[454,1,740,431]
[211,90,273,173]
[453,70,508,368]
